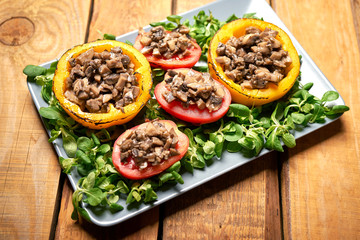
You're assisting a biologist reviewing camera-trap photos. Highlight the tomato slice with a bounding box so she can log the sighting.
[133,33,202,70]
[112,120,189,180]
[154,69,232,125]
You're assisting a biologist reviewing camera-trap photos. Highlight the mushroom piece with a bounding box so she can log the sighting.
[76,49,95,65]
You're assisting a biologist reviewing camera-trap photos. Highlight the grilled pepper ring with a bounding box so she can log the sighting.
[208,18,300,106]
[53,40,152,129]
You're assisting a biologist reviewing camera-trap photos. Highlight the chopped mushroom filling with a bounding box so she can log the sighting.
[162,69,225,112]
[215,26,292,89]
[139,25,195,59]
[117,121,180,169]
[64,47,139,113]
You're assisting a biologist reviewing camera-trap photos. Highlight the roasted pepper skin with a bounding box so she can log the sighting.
[53,40,152,129]
[208,18,300,106]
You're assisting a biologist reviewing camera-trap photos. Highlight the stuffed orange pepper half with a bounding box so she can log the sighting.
[53,40,152,129]
[208,18,300,106]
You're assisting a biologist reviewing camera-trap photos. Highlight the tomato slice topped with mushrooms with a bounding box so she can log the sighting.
[133,25,202,70]
[112,120,189,180]
[154,68,231,125]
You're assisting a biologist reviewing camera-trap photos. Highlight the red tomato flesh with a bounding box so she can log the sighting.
[154,69,232,125]
[133,34,202,70]
[112,120,189,180]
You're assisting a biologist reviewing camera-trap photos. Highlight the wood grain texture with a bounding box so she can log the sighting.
[273,0,360,239]
[55,1,172,239]
[172,0,215,14]
[87,0,173,42]
[351,0,360,54]
[0,0,90,239]
[162,154,281,239]
[173,0,270,13]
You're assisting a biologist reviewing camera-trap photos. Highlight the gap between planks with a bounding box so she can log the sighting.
[49,173,66,240]
[49,1,95,239]
[267,1,289,239]
[351,0,360,53]
[84,0,95,43]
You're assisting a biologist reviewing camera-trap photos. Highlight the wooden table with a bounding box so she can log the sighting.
[1,0,359,239]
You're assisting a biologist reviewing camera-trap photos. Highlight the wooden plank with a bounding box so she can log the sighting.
[0,0,91,239]
[162,154,281,239]
[174,0,270,13]
[55,1,172,238]
[351,0,360,53]
[272,0,360,239]
[161,2,281,239]
[172,0,216,13]
[87,0,173,42]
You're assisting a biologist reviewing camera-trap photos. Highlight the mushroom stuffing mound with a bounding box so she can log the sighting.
[215,26,292,89]
[154,68,231,125]
[208,18,300,106]
[112,120,189,180]
[162,69,226,112]
[65,46,139,113]
[134,26,202,69]
[52,40,152,129]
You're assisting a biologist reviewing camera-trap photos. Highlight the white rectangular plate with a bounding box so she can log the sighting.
[27,0,345,227]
